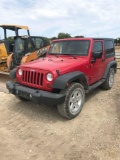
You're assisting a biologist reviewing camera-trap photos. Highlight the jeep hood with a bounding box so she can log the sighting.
[21,55,88,74]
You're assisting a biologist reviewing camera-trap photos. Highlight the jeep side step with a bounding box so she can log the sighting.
[85,79,105,93]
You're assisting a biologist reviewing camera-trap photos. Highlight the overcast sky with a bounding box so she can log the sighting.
[0,0,120,38]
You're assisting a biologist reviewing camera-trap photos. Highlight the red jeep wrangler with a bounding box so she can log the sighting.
[6,38,117,119]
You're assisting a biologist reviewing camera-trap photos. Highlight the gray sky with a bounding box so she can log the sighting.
[0,0,120,38]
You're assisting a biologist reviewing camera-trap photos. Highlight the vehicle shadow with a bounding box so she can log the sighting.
[85,86,103,102]
[10,98,67,122]
[9,86,105,123]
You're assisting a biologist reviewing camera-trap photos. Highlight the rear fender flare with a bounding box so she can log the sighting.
[103,61,117,79]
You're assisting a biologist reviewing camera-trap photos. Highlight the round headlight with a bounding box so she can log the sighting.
[18,68,22,76]
[46,73,53,82]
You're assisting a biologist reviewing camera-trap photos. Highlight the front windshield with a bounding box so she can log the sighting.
[49,40,90,56]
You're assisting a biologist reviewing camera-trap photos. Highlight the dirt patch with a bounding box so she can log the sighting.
[115,46,120,53]
[0,74,10,93]
[117,60,120,68]
[0,70,120,160]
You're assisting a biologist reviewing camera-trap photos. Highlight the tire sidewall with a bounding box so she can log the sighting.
[108,68,115,89]
[64,83,85,118]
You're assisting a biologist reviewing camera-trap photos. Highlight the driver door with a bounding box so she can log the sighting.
[90,40,105,84]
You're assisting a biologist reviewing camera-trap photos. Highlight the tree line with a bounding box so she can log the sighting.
[114,38,120,45]
[7,32,120,46]
[44,32,120,46]
[44,32,84,45]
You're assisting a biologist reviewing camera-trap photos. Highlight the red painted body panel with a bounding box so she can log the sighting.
[17,55,91,90]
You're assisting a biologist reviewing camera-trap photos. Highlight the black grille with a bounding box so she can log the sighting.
[22,70,43,86]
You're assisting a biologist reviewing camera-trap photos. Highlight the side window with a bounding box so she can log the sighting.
[93,42,102,52]
[105,40,114,55]
[27,38,34,52]
[14,38,24,53]
[32,38,44,50]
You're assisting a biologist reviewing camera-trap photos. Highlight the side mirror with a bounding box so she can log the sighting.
[92,51,102,59]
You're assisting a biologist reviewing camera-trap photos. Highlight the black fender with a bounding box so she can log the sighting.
[52,71,88,90]
[103,61,117,79]
[9,68,17,78]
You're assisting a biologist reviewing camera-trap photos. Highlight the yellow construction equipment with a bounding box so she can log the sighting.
[7,36,50,71]
[0,24,30,72]
[0,25,50,74]
[0,24,30,62]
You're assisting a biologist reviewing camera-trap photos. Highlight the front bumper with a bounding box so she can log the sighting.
[6,81,65,105]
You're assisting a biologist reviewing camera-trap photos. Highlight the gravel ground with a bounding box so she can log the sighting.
[0,70,120,160]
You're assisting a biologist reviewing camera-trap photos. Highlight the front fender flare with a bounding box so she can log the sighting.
[52,71,88,90]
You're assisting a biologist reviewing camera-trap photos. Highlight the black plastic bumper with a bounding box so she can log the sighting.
[6,81,65,105]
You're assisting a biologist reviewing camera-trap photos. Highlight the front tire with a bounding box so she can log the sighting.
[57,83,85,119]
[101,68,115,90]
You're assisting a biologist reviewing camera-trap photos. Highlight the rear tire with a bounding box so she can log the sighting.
[101,68,115,90]
[57,83,85,119]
